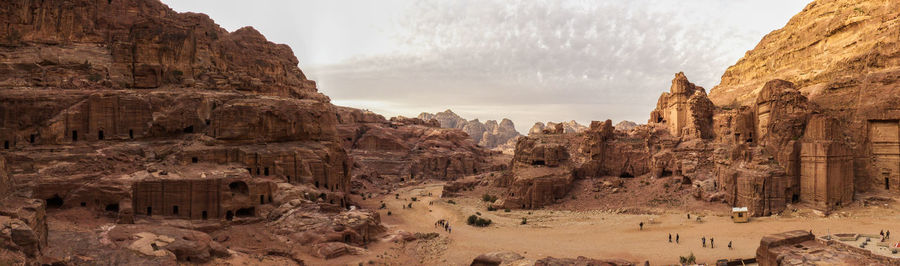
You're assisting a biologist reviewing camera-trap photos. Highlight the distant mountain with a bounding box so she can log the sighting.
[418,109,521,148]
[528,120,588,135]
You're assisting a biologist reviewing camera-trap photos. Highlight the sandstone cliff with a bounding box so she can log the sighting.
[528,120,588,135]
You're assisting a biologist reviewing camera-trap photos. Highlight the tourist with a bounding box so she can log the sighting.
[687,213,691,220]
[669,233,672,243]
[888,230,891,239]
[728,241,732,250]
[702,236,706,248]
[676,234,680,244]
[711,238,714,248]
[639,222,644,230]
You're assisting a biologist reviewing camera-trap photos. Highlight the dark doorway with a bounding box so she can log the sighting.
[226,211,234,221]
[29,134,35,143]
[80,202,86,207]
[3,140,8,149]
[344,235,351,243]
[183,125,194,133]
[268,195,273,203]
[191,157,198,163]
[260,195,265,204]
[98,130,104,140]
[129,129,134,139]
[172,205,179,215]
[205,119,211,125]
[201,211,208,220]
[532,160,546,166]
[315,181,319,188]
[106,203,119,212]
[619,172,634,178]
[147,206,153,216]
[661,170,673,177]
[236,207,254,217]
[46,195,64,208]
[72,130,78,141]
[246,168,252,174]
[264,167,269,176]
[886,177,891,190]
[286,176,291,182]
[792,194,799,203]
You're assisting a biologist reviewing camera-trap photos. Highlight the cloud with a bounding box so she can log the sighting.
[309,0,807,132]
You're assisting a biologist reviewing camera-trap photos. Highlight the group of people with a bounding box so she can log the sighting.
[436,219,452,233]
[881,230,892,242]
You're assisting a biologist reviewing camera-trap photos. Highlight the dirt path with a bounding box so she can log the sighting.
[364,183,900,265]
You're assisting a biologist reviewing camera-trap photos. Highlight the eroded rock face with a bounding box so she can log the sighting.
[338,107,504,192]
[0,0,325,100]
[0,0,378,262]
[106,224,229,263]
[418,110,521,148]
[528,120,588,135]
[495,133,577,209]
[648,72,714,139]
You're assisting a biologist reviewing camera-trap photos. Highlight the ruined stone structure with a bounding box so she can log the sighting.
[867,118,900,192]
[649,72,715,139]
[132,176,275,220]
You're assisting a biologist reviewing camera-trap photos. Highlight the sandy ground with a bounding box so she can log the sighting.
[359,182,900,265]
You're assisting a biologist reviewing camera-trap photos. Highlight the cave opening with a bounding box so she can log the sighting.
[129,129,134,139]
[172,205,179,215]
[619,172,634,178]
[532,160,546,166]
[228,181,249,195]
[226,211,233,221]
[191,157,198,163]
[205,119,211,126]
[105,203,119,212]
[661,170,673,177]
[792,194,799,203]
[46,195,64,208]
[29,134,35,143]
[315,181,319,188]
[80,202,86,207]
[886,177,891,190]
[259,195,265,204]
[72,130,78,141]
[264,167,269,176]
[201,211,208,220]
[183,125,194,133]
[3,140,8,149]
[98,130,104,140]
[147,206,152,216]
[236,207,254,217]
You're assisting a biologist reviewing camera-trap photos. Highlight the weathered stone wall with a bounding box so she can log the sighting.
[800,115,854,210]
[132,177,275,220]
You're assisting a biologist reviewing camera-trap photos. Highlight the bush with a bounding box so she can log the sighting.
[411,197,417,201]
[482,194,498,203]
[467,214,492,227]
[387,211,392,216]
[447,200,456,204]
[407,203,412,208]
[476,212,482,216]
[679,252,696,264]
[380,203,386,209]
[487,206,496,211]
[521,218,527,225]
[504,209,511,212]
[395,194,399,199]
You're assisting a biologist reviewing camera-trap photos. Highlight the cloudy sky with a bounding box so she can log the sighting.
[162,0,810,133]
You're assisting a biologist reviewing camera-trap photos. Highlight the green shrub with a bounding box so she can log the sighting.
[521,218,527,225]
[504,209,511,212]
[407,203,412,208]
[467,215,477,225]
[474,217,492,227]
[411,197,417,201]
[679,252,696,264]
[447,200,456,204]
[482,194,497,203]
[387,211,392,216]
[487,206,496,211]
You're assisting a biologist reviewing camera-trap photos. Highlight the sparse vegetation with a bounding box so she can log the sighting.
[387,211,392,216]
[679,252,696,264]
[482,194,498,203]
[467,215,492,227]
[411,197,417,201]
[447,200,456,204]
[407,203,412,208]
[380,203,386,209]
[521,217,527,225]
[504,208,511,212]
[487,206,496,211]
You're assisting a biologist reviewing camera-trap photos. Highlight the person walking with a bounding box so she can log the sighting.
[687,213,691,220]
[728,241,732,250]
[639,222,644,230]
[702,236,706,248]
[676,234,680,244]
[669,233,672,243]
[711,238,715,248]
[888,230,892,239]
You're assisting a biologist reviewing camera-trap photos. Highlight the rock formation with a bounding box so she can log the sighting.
[648,72,715,139]
[528,120,588,135]
[614,120,639,132]
[418,110,521,148]
[0,0,381,263]
[339,107,506,192]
